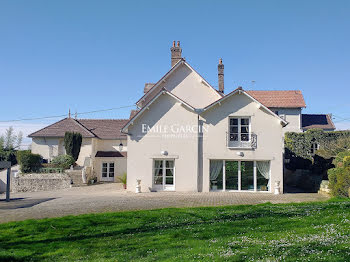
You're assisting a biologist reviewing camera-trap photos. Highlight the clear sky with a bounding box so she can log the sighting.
[1,0,350,146]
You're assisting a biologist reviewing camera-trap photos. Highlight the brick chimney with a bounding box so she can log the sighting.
[218,58,224,94]
[170,41,182,67]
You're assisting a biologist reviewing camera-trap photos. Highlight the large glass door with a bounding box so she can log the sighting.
[209,160,270,192]
[225,161,239,190]
[153,159,175,191]
[241,161,254,191]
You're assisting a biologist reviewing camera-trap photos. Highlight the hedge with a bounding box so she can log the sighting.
[18,151,42,173]
[285,129,350,160]
[328,152,350,197]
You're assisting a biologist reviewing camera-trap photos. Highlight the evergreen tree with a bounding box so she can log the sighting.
[64,132,82,161]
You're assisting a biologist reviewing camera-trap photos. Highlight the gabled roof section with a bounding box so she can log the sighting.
[302,114,335,131]
[78,119,129,139]
[122,88,196,133]
[136,59,222,107]
[203,88,288,126]
[28,118,96,138]
[246,90,306,108]
[29,118,129,139]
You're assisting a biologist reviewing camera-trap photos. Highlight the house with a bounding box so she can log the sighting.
[29,41,335,191]
[122,42,289,193]
[29,118,128,182]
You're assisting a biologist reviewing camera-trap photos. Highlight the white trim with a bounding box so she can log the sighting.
[150,155,179,159]
[238,161,241,191]
[122,90,196,133]
[152,159,175,191]
[136,59,222,107]
[101,161,115,182]
[223,160,226,191]
[209,160,271,193]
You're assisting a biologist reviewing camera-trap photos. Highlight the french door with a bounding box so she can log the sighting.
[153,159,175,191]
[101,162,115,182]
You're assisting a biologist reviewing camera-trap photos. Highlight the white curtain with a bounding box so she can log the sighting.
[210,160,223,181]
[256,161,270,188]
[154,161,162,176]
[256,161,270,179]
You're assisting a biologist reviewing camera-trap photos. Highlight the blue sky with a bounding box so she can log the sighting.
[1,0,350,145]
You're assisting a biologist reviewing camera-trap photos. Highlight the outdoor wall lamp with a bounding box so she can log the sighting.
[236,152,244,157]
[119,142,123,152]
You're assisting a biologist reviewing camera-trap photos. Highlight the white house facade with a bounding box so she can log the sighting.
[29,41,335,192]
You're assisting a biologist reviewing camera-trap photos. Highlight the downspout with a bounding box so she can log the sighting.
[196,109,204,192]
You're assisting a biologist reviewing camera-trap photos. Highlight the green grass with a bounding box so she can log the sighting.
[0,199,350,261]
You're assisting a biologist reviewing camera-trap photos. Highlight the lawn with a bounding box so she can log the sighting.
[0,199,349,261]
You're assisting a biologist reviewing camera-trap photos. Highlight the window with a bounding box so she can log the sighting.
[273,110,279,115]
[210,160,270,192]
[153,159,175,190]
[228,117,251,147]
[310,142,319,155]
[101,162,114,181]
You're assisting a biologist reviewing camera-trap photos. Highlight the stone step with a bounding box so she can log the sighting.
[66,171,86,187]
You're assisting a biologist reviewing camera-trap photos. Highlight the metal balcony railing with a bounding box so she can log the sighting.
[226,132,257,149]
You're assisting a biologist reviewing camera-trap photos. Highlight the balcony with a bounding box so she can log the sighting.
[226,132,257,149]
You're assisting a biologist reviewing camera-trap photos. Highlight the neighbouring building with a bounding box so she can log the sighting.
[29,118,128,182]
[29,41,335,191]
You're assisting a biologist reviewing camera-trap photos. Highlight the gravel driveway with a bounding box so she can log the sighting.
[0,183,329,223]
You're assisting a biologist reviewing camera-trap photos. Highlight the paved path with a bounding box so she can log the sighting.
[0,183,329,223]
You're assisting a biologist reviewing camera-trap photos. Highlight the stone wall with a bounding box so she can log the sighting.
[11,173,72,193]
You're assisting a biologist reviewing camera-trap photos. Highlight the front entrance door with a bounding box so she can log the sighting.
[101,162,115,182]
[153,159,175,191]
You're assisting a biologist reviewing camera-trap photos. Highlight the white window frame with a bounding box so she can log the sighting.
[210,160,271,193]
[153,159,175,191]
[101,162,115,182]
[228,117,251,148]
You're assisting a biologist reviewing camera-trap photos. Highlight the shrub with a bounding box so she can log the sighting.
[344,156,350,168]
[51,155,75,169]
[328,166,350,197]
[19,151,42,173]
[16,150,31,164]
[118,172,127,185]
[334,151,350,167]
[64,132,82,161]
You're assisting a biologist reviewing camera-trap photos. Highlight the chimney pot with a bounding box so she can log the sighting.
[170,41,182,67]
[218,58,224,94]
